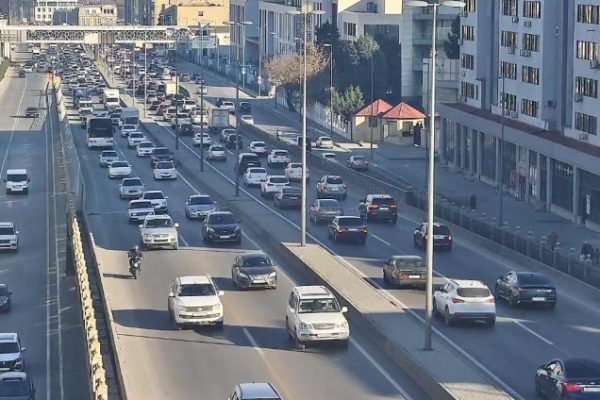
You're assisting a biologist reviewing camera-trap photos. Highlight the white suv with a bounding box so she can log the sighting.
[285,286,349,349]
[260,176,289,198]
[0,223,19,251]
[168,275,224,329]
[0,333,26,371]
[433,280,496,327]
[139,214,179,250]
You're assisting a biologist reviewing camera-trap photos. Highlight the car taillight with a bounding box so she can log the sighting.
[448,235,452,241]
[390,204,398,209]
[336,227,347,232]
[562,383,581,392]
[399,274,408,280]
[360,227,368,233]
[369,205,379,209]
[485,297,495,303]
[451,297,465,303]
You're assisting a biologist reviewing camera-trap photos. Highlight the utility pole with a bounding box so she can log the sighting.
[499,76,505,225]
[200,78,205,171]
[175,69,180,150]
[235,61,242,195]
[369,53,374,161]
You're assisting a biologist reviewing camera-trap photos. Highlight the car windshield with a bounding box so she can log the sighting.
[130,133,143,138]
[131,201,152,209]
[111,162,128,168]
[211,146,225,152]
[319,200,340,209]
[393,258,425,270]
[102,152,117,158]
[298,298,341,313]
[270,177,288,184]
[353,156,366,161]
[320,137,332,142]
[156,161,173,169]
[242,255,274,267]
[122,179,141,186]
[282,187,301,194]
[326,177,344,184]
[190,196,213,205]
[124,125,135,130]
[27,107,37,112]
[0,380,29,396]
[517,274,552,285]
[248,168,266,174]
[144,192,164,200]
[253,142,265,147]
[288,163,302,169]
[208,213,235,224]
[179,283,216,296]
[371,197,396,206]
[146,218,174,228]
[565,360,600,378]
[6,175,27,182]
[457,288,491,298]
[0,287,8,296]
[0,343,20,354]
[0,227,14,235]
[274,151,287,156]
[338,218,363,227]
[139,142,153,148]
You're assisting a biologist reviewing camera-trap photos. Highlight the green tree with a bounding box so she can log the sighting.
[315,21,340,46]
[443,16,461,59]
[332,85,365,121]
[355,34,379,59]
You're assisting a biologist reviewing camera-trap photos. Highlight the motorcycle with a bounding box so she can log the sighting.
[129,257,141,279]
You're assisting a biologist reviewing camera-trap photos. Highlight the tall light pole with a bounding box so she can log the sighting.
[323,43,334,137]
[407,0,465,352]
[369,53,374,161]
[288,5,324,246]
[498,76,505,224]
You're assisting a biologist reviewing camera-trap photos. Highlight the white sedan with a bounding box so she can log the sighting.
[243,167,268,187]
[240,114,254,125]
[136,141,154,157]
[207,145,227,161]
[316,136,334,149]
[153,160,177,180]
[322,152,336,162]
[248,141,267,156]
[192,132,212,147]
[108,161,132,179]
[260,175,290,198]
[285,162,309,181]
[267,149,290,166]
[127,132,146,148]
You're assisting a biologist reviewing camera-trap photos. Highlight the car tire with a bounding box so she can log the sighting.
[23,188,28,195]
[391,216,397,224]
[509,294,518,308]
[341,194,347,200]
[339,339,349,349]
[360,236,367,245]
[494,285,501,301]
[214,321,224,329]
[444,307,453,326]
[432,299,438,317]
[172,244,178,250]
[546,302,556,310]
[293,329,305,350]
[487,317,496,328]
[413,236,419,248]
[447,244,453,252]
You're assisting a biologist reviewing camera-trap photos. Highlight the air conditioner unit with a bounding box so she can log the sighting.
[520,49,531,57]
[508,46,515,54]
[510,111,518,118]
[461,70,466,77]
[579,133,589,141]
[512,16,519,23]
[590,59,600,69]
[574,93,584,102]
[523,20,532,28]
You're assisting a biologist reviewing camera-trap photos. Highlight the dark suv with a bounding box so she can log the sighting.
[179,123,194,136]
[150,147,174,168]
[237,153,261,175]
[413,222,452,251]
[358,194,398,223]
[239,102,251,113]
[202,211,242,244]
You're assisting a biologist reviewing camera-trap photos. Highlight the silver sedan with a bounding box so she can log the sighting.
[185,194,217,219]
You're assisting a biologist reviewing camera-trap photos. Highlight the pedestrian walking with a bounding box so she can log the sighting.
[580,241,593,261]
[548,230,558,251]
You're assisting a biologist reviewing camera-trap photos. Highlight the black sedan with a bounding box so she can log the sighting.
[0,284,11,312]
[274,186,302,208]
[495,271,557,308]
[328,216,367,244]
[0,371,36,400]
[231,252,277,289]
[535,358,600,399]
[239,101,251,113]
[413,222,452,251]
[25,107,39,118]
[202,211,241,244]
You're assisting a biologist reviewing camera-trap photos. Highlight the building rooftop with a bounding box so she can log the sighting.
[355,99,393,117]
[382,102,425,120]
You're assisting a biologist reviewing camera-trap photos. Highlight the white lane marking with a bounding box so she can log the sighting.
[152,124,524,400]
[0,74,28,189]
[512,320,554,346]
[371,234,392,247]
[47,88,65,400]
[44,82,52,400]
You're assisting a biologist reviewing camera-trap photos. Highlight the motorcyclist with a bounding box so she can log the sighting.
[128,245,143,270]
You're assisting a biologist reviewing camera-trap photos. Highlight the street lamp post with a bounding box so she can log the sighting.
[498,76,505,225]
[200,78,205,171]
[323,43,334,137]
[407,0,465,352]
[369,53,374,161]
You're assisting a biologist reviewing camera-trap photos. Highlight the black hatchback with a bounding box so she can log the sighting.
[328,216,367,244]
[25,107,39,118]
[536,358,600,399]
[202,211,241,244]
[495,271,557,308]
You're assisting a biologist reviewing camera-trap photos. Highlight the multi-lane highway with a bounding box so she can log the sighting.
[66,70,431,398]
[98,58,600,400]
[0,58,87,399]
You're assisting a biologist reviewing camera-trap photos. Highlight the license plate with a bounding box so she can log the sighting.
[380,207,389,211]
[331,187,339,191]
[288,196,299,200]
[220,235,231,239]
[253,279,266,283]
[532,297,546,302]
[584,387,600,393]
[348,228,359,232]
[408,275,421,279]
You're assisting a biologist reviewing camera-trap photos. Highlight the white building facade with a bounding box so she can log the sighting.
[438,0,600,229]
[34,0,78,23]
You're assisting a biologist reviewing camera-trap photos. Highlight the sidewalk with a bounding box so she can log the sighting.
[179,58,600,253]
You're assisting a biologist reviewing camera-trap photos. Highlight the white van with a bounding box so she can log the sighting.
[5,169,30,194]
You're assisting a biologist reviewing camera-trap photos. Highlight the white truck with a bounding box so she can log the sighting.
[164,81,177,96]
[102,88,120,110]
[121,107,140,128]
[209,108,229,134]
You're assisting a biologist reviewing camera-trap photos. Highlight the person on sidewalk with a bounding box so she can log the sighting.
[580,241,594,261]
[548,230,558,251]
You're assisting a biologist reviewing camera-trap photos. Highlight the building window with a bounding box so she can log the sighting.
[575,76,598,98]
[461,82,477,99]
[523,1,541,18]
[552,161,574,211]
[502,0,518,16]
[461,53,474,69]
[501,61,517,79]
[465,0,476,12]
[521,99,538,117]
[343,22,356,37]
[501,92,517,111]
[522,33,540,52]
[481,133,496,180]
[522,66,540,84]
[575,112,598,135]
[501,31,518,48]
[577,4,599,24]
[462,25,475,41]
[576,40,598,60]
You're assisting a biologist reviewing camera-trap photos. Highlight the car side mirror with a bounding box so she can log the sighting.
[498,275,504,281]
[341,306,348,313]
[15,230,19,235]
[174,223,179,228]
[21,347,26,352]
[168,292,174,298]
[218,290,225,297]
[289,309,295,314]
[138,224,143,228]
[27,179,31,182]
[165,196,169,199]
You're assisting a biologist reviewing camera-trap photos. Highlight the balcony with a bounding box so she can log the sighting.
[412,8,458,21]
[412,32,446,46]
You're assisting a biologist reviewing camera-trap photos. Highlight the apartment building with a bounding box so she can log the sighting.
[78,4,117,26]
[34,0,78,23]
[438,0,600,229]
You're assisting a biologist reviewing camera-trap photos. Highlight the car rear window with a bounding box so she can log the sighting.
[190,196,213,205]
[270,177,288,184]
[517,274,552,285]
[326,177,344,184]
[153,148,170,156]
[565,360,600,378]
[338,218,363,227]
[122,179,142,186]
[434,225,451,235]
[371,197,395,206]
[457,288,491,298]
[282,187,301,194]
[394,258,425,270]
[131,201,152,209]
